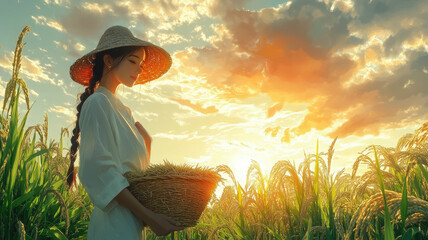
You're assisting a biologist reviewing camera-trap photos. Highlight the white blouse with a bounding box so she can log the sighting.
[78,85,149,240]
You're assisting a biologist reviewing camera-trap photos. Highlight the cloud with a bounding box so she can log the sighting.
[153,132,190,140]
[174,0,428,141]
[134,110,158,122]
[0,72,39,108]
[148,32,190,46]
[59,1,183,40]
[129,0,200,30]
[57,0,209,48]
[267,102,284,118]
[59,6,114,39]
[170,97,219,114]
[329,51,428,137]
[31,16,65,32]
[43,0,71,6]
[60,85,75,98]
[0,76,4,102]
[74,42,86,52]
[184,155,212,164]
[53,39,86,58]
[0,51,58,85]
[48,105,76,124]
[29,89,39,97]
[58,2,147,39]
[53,40,67,50]
[205,0,251,18]
[264,126,281,137]
[207,121,259,134]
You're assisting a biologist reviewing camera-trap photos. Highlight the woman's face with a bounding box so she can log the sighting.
[111,47,146,87]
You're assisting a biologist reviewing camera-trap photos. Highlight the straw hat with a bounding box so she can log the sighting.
[69,25,172,86]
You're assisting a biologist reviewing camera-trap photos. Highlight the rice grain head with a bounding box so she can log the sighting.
[46,189,69,235]
[17,77,30,110]
[17,220,25,240]
[350,190,428,239]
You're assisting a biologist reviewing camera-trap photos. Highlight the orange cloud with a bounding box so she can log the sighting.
[173,0,428,140]
[170,97,219,114]
[267,102,284,118]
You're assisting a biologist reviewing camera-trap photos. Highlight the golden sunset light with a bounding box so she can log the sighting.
[1,0,428,238]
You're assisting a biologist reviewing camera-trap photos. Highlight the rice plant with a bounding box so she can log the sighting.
[172,126,428,240]
[3,26,428,240]
[0,26,92,240]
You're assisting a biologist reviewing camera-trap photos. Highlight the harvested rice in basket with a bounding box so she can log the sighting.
[123,160,223,227]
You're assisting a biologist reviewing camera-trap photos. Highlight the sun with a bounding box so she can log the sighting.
[229,154,270,187]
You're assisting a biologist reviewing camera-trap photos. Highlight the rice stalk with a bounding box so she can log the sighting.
[45,189,69,235]
[0,222,4,240]
[216,164,239,194]
[69,193,91,219]
[0,155,8,179]
[2,78,16,115]
[21,125,37,149]
[373,145,395,239]
[34,125,45,148]
[348,190,428,239]
[309,225,326,239]
[406,122,428,149]
[208,224,227,239]
[401,163,409,234]
[17,219,25,240]
[16,77,30,111]
[304,217,312,240]
[1,25,30,115]
[335,206,346,240]
[127,159,222,183]
[42,112,48,146]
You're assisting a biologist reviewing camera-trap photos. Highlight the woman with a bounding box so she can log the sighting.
[66,25,184,239]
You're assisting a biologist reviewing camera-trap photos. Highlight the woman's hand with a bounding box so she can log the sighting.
[142,211,185,236]
[135,121,152,143]
[114,188,183,236]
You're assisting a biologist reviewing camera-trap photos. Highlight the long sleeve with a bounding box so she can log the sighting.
[78,96,130,213]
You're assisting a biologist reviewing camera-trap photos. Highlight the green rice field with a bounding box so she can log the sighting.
[1,26,427,240]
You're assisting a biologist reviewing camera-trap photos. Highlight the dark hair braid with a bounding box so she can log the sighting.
[66,53,104,190]
[66,45,143,190]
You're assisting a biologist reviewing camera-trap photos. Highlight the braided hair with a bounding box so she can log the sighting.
[67,46,143,190]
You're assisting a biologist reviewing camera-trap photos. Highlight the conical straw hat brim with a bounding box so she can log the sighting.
[69,27,172,86]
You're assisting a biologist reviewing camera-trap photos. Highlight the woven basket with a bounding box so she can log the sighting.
[123,162,222,227]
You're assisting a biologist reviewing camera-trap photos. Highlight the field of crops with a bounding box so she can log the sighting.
[1,26,427,240]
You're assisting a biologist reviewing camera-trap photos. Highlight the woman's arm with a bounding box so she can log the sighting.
[113,188,184,236]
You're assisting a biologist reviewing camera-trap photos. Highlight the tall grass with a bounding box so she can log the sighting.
[2,26,428,240]
[1,26,92,240]
[373,145,394,239]
[183,127,428,240]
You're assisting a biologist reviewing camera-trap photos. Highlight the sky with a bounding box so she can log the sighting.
[0,0,427,189]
